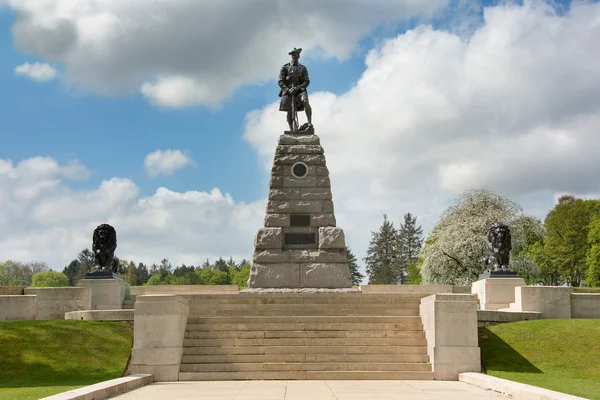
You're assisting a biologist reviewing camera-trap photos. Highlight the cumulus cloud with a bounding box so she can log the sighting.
[244,1,600,256]
[144,149,193,177]
[13,62,58,82]
[6,0,449,108]
[0,157,264,269]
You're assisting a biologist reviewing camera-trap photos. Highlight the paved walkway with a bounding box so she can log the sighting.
[111,380,510,399]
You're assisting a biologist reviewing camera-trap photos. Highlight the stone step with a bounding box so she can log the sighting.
[188,301,420,309]
[186,321,422,331]
[185,330,425,339]
[180,362,432,372]
[187,316,421,324]
[183,337,426,347]
[184,294,425,304]
[182,345,428,355]
[178,370,434,380]
[189,308,419,317]
[181,353,429,364]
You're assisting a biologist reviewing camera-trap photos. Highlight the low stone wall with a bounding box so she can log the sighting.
[24,287,92,320]
[510,286,573,319]
[130,285,239,296]
[571,293,600,318]
[477,310,542,328]
[360,285,457,295]
[65,309,134,321]
[0,295,36,320]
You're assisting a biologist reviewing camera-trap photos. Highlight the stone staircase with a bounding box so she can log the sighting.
[178,293,433,380]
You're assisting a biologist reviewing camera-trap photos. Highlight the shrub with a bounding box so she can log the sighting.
[30,271,70,288]
[0,286,25,295]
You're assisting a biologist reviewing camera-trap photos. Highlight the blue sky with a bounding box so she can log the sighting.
[1,0,599,271]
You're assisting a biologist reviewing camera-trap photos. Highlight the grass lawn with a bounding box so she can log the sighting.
[0,320,133,400]
[479,319,600,400]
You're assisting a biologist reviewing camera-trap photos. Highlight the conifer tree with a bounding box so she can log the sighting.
[397,213,423,284]
[364,214,401,284]
[346,246,365,286]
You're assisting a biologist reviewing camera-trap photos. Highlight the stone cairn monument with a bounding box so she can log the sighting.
[247,131,352,288]
[247,47,351,289]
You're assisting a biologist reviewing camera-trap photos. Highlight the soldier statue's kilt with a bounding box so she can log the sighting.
[279,91,307,112]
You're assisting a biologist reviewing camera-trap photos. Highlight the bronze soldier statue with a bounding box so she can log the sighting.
[278,48,313,131]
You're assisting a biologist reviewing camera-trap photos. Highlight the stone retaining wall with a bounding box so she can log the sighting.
[24,287,91,320]
[571,293,600,318]
[130,285,239,296]
[0,295,36,320]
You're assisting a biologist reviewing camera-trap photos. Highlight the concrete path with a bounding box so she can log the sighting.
[111,380,510,399]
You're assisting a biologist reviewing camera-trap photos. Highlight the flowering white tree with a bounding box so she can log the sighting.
[419,188,527,285]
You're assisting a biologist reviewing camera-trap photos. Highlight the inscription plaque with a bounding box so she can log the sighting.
[285,233,316,245]
[290,214,311,227]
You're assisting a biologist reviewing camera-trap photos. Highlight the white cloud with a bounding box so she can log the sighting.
[6,0,449,108]
[144,149,193,177]
[14,62,58,82]
[0,157,264,269]
[243,1,600,260]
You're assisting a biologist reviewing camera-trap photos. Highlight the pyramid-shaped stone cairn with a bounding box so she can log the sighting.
[248,130,352,288]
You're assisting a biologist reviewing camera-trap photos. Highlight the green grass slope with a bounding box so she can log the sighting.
[0,321,132,400]
[480,319,600,400]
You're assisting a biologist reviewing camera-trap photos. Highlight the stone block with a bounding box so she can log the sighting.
[254,228,283,249]
[290,249,348,263]
[271,165,283,175]
[300,188,332,200]
[0,295,36,321]
[132,365,180,382]
[264,214,290,227]
[317,176,331,188]
[300,263,352,288]
[77,278,128,310]
[131,347,183,365]
[25,287,92,320]
[269,176,283,189]
[571,293,600,318]
[316,166,329,176]
[253,249,292,263]
[322,200,334,213]
[312,214,336,227]
[471,277,525,310]
[268,188,300,200]
[278,134,320,145]
[274,154,326,165]
[318,227,346,249]
[283,176,318,188]
[247,263,300,288]
[512,286,573,319]
[276,145,324,154]
[266,200,322,214]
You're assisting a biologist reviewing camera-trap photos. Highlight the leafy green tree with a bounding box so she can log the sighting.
[136,263,151,285]
[585,214,600,287]
[406,259,423,284]
[364,214,401,284]
[397,213,423,284]
[145,274,164,285]
[0,261,49,286]
[510,216,545,284]
[346,247,365,286]
[124,262,138,286]
[232,263,251,288]
[419,188,524,285]
[543,196,600,286]
[30,270,69,287]
[158,258,172,279]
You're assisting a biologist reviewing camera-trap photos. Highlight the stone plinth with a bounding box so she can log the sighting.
[131,295,189,381]
[420,294,481,380]
[471,277,525,310]
[24,287,92,320]
[78,278,129,310]
[248,131,351,289]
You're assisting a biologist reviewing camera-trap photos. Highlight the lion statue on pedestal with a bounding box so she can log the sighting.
[482,223,512,272]
[92,224,118,272]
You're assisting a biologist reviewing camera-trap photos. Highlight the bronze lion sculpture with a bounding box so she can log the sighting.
[482,223,512,272]
[92,224,117,272]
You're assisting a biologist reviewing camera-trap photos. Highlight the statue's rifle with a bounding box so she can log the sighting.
[291,86,299,131]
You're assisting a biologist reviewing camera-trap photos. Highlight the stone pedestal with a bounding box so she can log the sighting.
[471,277,525,310]
[78,277,129,310]
[420,294,481,380]
[248,131,351,288]
[131,295,189,381]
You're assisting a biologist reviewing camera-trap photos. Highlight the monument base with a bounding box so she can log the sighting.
[478,270,518,280]
[248,263,352,289]
[471,277,525,310]
[84,271,123,280]
[78,277,129,310]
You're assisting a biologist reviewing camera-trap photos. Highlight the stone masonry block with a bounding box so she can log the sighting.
[283,176,318,188]
[268,188,301,200]
[316,166,329,176]
[264,214,290,227]
[276,145,324,154]
[318,227,346,249]
[254,228,283,249]
[317,176,331,188]
[300,188,332,200]
[322,200,334,213]
[283,164,316,177]
[271,165,283,175]
[269,176,283,189]
[278,134,320,145]
[290,249,348,263]
[267,200,322,214]
[312,214,336,227]
[248,263,300,288]
[300,263,352,288]
[253,249,292,263]
[274,154,326,165]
